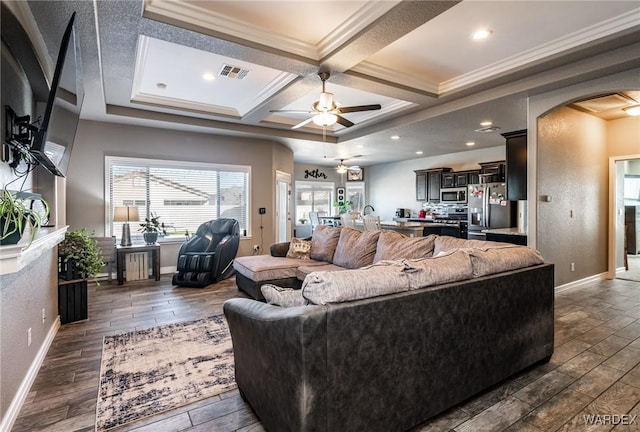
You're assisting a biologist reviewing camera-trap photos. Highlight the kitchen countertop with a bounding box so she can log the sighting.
[482,227,527,236]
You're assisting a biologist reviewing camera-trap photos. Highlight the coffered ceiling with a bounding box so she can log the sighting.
[15,1,640,167]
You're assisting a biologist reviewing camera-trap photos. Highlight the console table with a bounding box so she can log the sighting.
[116,244,160,285]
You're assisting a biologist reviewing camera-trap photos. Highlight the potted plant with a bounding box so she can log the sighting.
[58,228,104,281]
[333,200,353,215]
[138,212,166,244]
[0,189,48,246]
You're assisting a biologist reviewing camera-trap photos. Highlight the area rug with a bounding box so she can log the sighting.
[95,315,236,431]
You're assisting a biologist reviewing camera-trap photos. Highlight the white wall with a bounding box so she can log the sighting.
[367,146,506,220]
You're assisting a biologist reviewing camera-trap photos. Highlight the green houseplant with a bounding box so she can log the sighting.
[138,212,166,244]
[333,200,353,215]
[0,189,47,246]
[58,228,104,281]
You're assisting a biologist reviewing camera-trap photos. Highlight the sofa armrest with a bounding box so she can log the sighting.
[270,242,290,257]
[223,299,328,431]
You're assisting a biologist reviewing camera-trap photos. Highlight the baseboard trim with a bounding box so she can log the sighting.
[555,272,608,293]
[0,316,60,432]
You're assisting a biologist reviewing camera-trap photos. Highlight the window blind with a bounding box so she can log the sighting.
[106,156,250,238]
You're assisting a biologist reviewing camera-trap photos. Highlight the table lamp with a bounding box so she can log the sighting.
[113,206,139,246]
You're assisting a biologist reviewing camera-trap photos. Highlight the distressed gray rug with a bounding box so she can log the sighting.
[95,315,236,431]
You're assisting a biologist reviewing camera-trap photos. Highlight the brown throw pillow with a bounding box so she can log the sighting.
[373,231,436,263]
[309,224,342,263]
[286,237,312,259]
[332,227,380,269]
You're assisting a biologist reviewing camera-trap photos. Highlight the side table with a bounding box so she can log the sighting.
[116,244,161,285]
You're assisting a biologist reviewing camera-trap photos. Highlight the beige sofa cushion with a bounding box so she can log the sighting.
[302,261,410,305]
[310,224,342,263]
[434,236,515,255]
[297,263,346,281]
[261,284,308,307]
[234,255,325,282]
[373,231,436,263]
[332,228,381,269]
[464,246,545,277]
[402,250,473,290]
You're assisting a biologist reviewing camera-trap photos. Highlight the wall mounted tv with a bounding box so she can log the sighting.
[30,12,84,177]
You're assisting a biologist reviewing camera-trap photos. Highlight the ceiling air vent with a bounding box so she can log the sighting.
[474,126,501,133]
[571,93,635,113]
[219,64,250,80]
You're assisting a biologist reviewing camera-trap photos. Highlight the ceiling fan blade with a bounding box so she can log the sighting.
[335,104,382,114]
[292,117,314,129]
[335,115,354,128]
[336,104,382,114]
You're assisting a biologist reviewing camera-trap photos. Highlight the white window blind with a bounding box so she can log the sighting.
[295,181,335,222]
[106,156,250,239]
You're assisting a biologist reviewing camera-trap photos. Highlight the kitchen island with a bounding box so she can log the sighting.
[483,227,528,245]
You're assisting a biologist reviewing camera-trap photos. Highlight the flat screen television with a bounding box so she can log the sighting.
[30,12,83,177]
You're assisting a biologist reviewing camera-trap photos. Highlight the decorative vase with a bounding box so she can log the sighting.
[143,232,158,244]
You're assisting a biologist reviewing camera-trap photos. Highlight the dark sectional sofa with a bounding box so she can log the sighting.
[225,225,555,431]
[224,262,554,432]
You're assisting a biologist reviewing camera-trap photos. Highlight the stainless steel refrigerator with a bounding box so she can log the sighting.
[467,183,516,240]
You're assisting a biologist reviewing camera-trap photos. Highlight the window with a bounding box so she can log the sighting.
[625,175,640,205]
[106,156,250,239]
[345,182,365,214]
[295,181,334,223]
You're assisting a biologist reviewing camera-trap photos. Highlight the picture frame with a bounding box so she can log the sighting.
[347,167,363,181]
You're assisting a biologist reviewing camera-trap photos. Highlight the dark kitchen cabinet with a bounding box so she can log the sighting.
[468,170,480,185]
[415,171,427,201]
[442,173,456,188]
[415,168,451,201]
[626,205,640,254]
[479,161,506,183]
[503,129,527,201]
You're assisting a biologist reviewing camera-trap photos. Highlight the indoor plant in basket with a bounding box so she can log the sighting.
[58,228,104,281]
[0,189,47,246]
[138,212,166,244]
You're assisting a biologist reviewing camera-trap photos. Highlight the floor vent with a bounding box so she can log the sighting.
[219,64,250,80]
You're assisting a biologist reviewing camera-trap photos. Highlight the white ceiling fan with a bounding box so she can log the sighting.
[335,155,361,173]
[271,72,382,129]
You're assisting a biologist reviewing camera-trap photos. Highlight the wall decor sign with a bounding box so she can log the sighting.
[304,169,327,179]
[347,168,363,181]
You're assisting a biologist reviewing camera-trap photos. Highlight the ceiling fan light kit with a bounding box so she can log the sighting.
[271,72,381,130]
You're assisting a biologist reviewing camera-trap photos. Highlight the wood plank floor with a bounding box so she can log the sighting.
[11,275,640,432]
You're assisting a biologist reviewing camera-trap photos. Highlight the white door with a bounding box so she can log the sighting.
[275,171,291,243]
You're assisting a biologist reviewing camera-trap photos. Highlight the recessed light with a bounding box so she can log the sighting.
[623,105,640,116]
[480,121,493,127]
[156,82,167,89]
[416,151,423,155]
[390,135,400,140]
[203,73,215,81]
[466,142,475,146]
[472,29,493,40]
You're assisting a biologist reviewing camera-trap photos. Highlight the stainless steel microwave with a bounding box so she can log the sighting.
[440,187,467,204]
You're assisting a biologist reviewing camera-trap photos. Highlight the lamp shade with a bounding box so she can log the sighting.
[113,206,139,222]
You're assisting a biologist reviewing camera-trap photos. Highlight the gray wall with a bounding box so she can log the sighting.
[0,250,58,421]
[529,67,640,286]
[68,120,294,258]
[537,106,608,285]
[0,30,59,423]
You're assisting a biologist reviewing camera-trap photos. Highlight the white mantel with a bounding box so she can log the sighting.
[0,226,67,276]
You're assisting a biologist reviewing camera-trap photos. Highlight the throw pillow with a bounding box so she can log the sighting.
[332,228,381,269]
[373,231,436,263]
[261,284,308,307]
[309,224,342,263]
[286,237,312,259]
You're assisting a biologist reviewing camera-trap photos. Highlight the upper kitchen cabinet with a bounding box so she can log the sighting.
[442,170,480,188]
[503,130,527,201]
[415,168,451,201]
